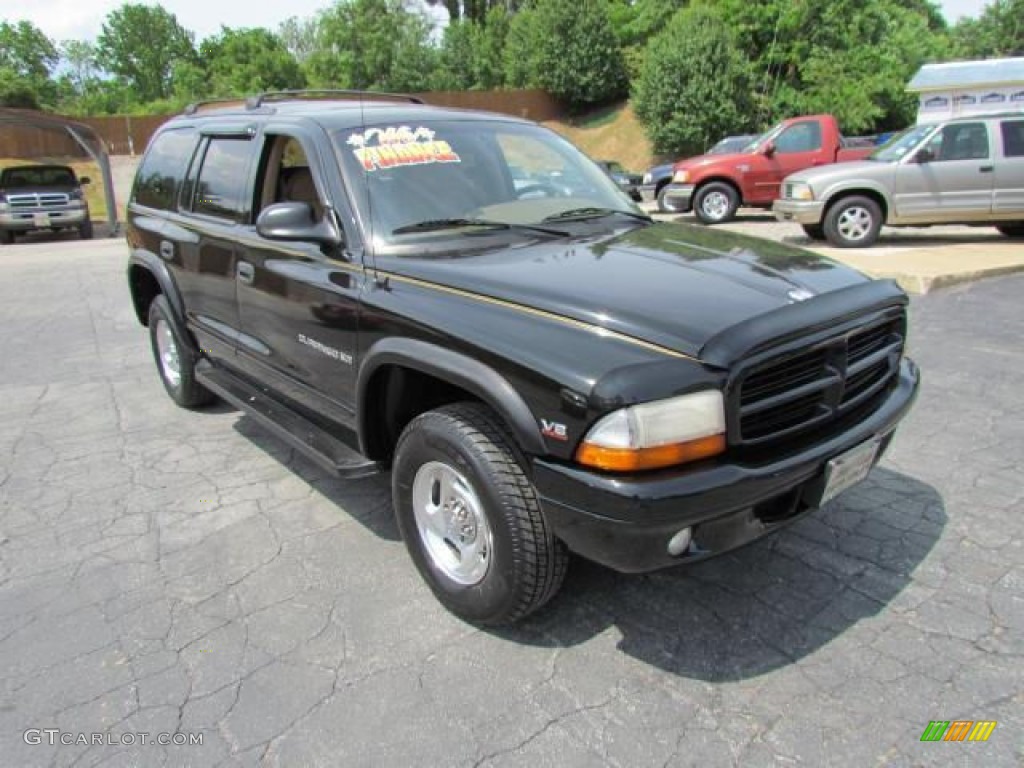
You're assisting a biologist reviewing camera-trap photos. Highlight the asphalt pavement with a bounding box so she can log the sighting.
[0,236,1021,767]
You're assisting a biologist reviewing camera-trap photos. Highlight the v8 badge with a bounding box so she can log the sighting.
[540,419,568,441]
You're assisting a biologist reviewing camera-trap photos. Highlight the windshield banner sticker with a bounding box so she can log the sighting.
[347,126,461,172]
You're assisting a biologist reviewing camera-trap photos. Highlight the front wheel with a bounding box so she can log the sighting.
[147,295,215,408]
[823,195,883,248]
[0,229,13,245]
[79,219,94,240]
[693,182,740,224]
[392,402,568,625]
[996,223,1024,238]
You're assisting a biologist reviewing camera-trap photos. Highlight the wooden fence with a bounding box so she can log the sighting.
[0,90,565,159]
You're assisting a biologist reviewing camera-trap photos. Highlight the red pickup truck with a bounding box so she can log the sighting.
[651,115,875,224]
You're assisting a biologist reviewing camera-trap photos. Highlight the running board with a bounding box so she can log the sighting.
[195,362,380,479]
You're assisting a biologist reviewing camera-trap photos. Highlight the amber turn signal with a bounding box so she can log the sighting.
[576,433,726,472]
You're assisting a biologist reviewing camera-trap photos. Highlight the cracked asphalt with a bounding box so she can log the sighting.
[0,236,1021,767]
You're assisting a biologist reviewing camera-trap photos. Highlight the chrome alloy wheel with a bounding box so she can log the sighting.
[154,318,182,388]
[701,190,731,221]
[836,206,874,242]
[411,461,493,586]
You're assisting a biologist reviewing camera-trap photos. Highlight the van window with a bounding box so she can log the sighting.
[1001,120,1024,157]
[192,138,253,221]
[133,129,198,210]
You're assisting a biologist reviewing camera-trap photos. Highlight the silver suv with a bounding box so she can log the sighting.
[773,113,1024,247]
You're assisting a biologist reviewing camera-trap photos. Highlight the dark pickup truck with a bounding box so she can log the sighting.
[126,92,919,625]
[0,164,93,243]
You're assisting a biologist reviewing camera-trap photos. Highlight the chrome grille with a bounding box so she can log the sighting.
[8,193,70,209]
[734,314,904,447]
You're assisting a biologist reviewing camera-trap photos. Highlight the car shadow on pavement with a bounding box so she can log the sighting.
[496,467,946,682]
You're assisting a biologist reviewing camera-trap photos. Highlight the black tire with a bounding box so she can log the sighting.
[996,223,1024,238]
[79,219,94,240]
[656,184,686,214]
[801,223,826,240]
[693,182,740,224]
[392,402,568,625]
[823,195,883,248]
[147,295,216,408]
[0,229,13,245]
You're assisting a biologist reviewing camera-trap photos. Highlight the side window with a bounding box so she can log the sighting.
[775,122,822,153]
[926,123,989,162]
[132,129,197,210]
[192,138,253,222]
[1000,120,1024,157]
[255,136,323,220]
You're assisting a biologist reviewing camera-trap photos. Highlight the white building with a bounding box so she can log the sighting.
[908,57,1024,124]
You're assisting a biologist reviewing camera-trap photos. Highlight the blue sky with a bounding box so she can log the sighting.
[2,0,992,45]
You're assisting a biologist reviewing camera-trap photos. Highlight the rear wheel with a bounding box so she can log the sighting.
[392,402,568,625]
[148,295,215,408]
[996,223,1024,238]
[693,182,740,224]
[823,195,883,248]
[801,223,826,240]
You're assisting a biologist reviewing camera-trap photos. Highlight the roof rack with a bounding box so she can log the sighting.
[182,97,249,116]
[244,90,425,109]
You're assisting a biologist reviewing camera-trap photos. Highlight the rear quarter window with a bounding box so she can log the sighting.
[133,129,199,210]
[1001,120,1024,157]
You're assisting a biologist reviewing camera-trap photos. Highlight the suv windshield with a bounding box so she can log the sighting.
[869,124,936,163]
[334,120,644,247]
[0,166,76,187]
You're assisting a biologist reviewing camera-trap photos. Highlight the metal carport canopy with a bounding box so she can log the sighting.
[0,107,119,235]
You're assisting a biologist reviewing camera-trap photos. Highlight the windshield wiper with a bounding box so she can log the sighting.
[391,218,568,236]
[541,207,651,224]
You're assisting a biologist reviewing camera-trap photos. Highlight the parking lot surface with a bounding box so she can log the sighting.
[0,237,1021,767]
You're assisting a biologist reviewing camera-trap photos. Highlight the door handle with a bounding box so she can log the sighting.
[158,240,174,260]
[979,165,994,173]
[236,261,255,284]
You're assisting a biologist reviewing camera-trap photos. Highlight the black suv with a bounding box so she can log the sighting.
[126,92,919,625]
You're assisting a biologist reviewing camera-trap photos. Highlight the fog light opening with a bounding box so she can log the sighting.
[667,527,693,557]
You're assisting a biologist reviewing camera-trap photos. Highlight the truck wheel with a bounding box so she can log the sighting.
[801,223,826,240]
[392,402,568,626]
[693,182,739,224]
[996,223,1024,238]
[824,196,882,248]
[148,295,215,408]
[656,184,685,213]
[0,229,13,245]
[79,220,94,240]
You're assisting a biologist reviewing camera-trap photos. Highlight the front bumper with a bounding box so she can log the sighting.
[534,358,919,573]
[772,199,826,225]
[660,184,694,212]
[0,208,88,231]
[639,184,660,203]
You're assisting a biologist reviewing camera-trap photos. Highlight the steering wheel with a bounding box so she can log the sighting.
[515,183,562,200]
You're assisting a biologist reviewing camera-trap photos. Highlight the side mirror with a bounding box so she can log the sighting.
[256,202,342,246]
[79,176,91,185]
[761,142,776,158]
[913,147,934,164]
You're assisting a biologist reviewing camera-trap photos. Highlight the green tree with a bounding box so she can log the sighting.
[633,6,754,156]
[307,0,437,92]
[0,21,58,108]
[279,16,319,65]
[200,28,306,96]
[434,21,478,90]
[97,3,196,102]
[504,0,627,106]
[952,0,1024,57]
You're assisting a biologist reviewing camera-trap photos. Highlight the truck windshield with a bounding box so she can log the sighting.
[0,166,76,187]
[334,120,643,247]
[868,125,936,163]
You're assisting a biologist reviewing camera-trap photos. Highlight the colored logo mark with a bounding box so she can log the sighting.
[920,720,997,742]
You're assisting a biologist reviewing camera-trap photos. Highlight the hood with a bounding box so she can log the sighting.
[0,184,79,195]
[382,222,870,359]
[674,151,749,171]
[786,159,894,186]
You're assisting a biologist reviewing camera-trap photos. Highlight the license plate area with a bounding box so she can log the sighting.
[816,436,881,506]
[33,213,50,227]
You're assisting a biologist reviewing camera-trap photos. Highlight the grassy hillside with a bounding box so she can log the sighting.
[545,102,657,173]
